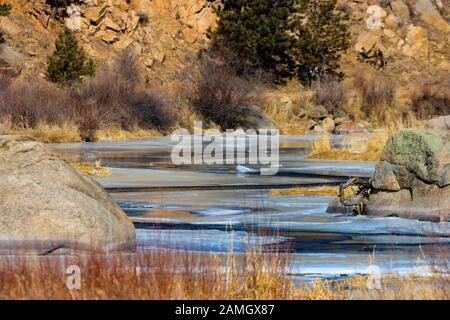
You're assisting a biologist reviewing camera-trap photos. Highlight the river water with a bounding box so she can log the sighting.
[51,135,450,281]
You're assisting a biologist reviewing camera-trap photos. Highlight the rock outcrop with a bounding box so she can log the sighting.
[0,42,23,77]
[367,129,450,222]
[0,136,136,254]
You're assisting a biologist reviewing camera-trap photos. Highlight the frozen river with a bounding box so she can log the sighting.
[52,135,450,281]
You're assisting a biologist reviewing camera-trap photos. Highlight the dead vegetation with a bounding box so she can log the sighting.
[306,131,389,161]
[352,68,397,122]
[71,160,112,176]
[270,185,339,197]
[0,246,447,300]
[410,71,450,119]
[313,78,348,116]
[0,51,176,143]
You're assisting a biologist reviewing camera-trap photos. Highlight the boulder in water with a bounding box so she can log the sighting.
[367,129,450,222]
[0,136,136,254]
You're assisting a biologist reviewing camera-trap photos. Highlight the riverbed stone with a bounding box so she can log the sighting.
[367,128,450,222]
[0,136,136,254]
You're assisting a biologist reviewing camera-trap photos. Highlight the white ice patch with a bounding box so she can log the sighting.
[236,165,259,174]
[191,208,252,217]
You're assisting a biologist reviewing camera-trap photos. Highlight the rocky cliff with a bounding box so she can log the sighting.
[0,0,448,95]
[0,0,217,82]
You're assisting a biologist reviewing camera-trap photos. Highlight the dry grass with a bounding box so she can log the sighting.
[0,247,447,300]
[306,132,389,161]
[310,133,332,153]
[0,248,299,300]
[353,69,397,122]
[261,99,310,135]
[259,81,312,135]
[3,122,82,143]
[95,125,162,141]
[270,186,339,197]
[71,160,112,176]
[341,274,450,300]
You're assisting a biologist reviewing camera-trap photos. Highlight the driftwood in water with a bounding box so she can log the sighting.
[327,178,372,215]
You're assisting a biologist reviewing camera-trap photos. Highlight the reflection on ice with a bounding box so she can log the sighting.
[191,208,253,217]
[136,229,289,252]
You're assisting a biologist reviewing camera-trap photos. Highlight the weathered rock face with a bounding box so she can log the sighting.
[402,25,429,59]
[425,115,450,131]
[0,43,23,77]
[0,136,136,254]
[367,129,450,222]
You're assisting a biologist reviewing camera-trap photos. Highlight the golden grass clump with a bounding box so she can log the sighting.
[260,82,311,135]
[95,125,162,141]
[306,131,389,161]
[72,160,112,176]
[3,122,82,143]
[270,186,339,197]
[311,133,332,153]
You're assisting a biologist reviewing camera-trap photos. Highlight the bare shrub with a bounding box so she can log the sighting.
[410,72,450,118]
[72,50,174,140]
[128,92,175,131]
[0,74,12,89]
[182,56,256,130]
[353,69,396,120]
[313,78,348,116]
[0,79,73,129]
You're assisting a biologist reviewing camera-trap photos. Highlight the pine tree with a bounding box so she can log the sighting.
[208,0,302,81]
[0,3,12,16]
[47,28,95,83]
[209,0,349,84]
[294,0,350,86]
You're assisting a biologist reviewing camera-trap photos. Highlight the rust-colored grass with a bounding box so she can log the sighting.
[0,248,448,300]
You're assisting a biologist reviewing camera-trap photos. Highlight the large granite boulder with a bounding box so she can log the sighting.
[0,136,136,254]
[367,129,450,222]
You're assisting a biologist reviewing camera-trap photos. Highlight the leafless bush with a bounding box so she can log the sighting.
[313,78,348,116]
[182,56,257,130]
[353,69,396,119]
[0,79,73,129]
[1,50,175,141]
[128,92,176,131]
[410,72,450,118]
[72,50,174,140]
[0,74,11,89]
